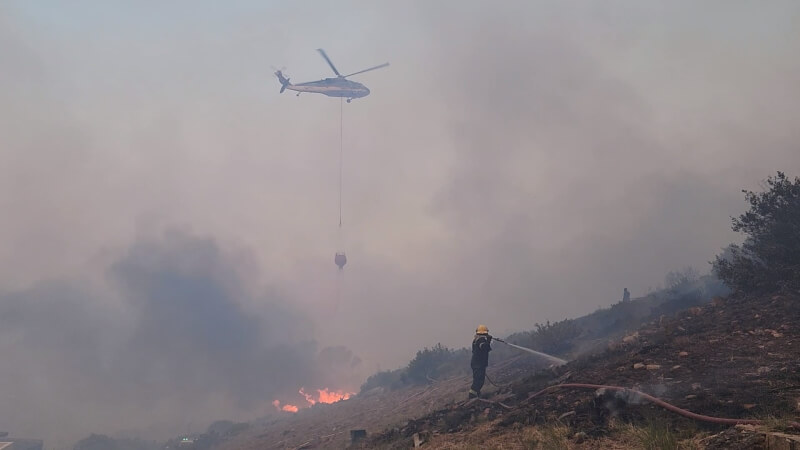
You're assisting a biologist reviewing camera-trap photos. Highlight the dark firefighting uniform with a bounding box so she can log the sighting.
[469,333,491,397]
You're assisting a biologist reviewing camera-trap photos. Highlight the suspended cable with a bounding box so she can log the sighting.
[334,97,347,271]
[339,97,342,226]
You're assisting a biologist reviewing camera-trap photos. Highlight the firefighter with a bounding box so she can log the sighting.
[469,324,492,399]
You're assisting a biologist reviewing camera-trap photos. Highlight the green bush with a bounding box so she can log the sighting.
[360,367,408,392]
[359,344,469,393]
[511,319,583,356]
[712,171,800,293]
[406,343,468,384]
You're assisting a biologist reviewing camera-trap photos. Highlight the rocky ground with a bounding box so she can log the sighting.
[365,292,800,449]
[199,291,800,449]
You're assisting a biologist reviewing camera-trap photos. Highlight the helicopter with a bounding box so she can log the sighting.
[275,49,389,103]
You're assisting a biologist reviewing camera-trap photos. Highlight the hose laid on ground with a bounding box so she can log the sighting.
[485,373,513,388]
[527,383,800,429]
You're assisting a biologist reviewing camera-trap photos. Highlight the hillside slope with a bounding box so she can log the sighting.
[215,355,551,450]
[181,280,725,449]
[367,292,800,449]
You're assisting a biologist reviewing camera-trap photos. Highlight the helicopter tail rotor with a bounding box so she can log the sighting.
[274,69,291,93]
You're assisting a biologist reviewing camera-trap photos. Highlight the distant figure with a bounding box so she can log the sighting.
[623,288,631,303]
[469,324,492,399]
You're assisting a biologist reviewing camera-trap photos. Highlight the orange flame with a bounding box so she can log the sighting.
[274,387,354,413]
[299,388,316,405]
[299,387,354,405]
[271,399,299,413]
[317,387,353,403]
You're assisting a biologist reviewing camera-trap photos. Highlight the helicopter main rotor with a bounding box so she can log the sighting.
[317,48,389,79]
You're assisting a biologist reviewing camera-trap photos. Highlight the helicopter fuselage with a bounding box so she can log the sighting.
[288,77,370,99]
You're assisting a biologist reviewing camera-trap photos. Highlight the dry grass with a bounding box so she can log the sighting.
[606,419,706,450]
[416,422,575,450]
[415,417,716,450]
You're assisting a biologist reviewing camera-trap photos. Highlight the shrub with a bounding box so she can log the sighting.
[510,318,583,356]
[664,267,700,294]
[712,171,800,293]
[406,343,468,384]
[359,344,470,393]
[359,367,407,392]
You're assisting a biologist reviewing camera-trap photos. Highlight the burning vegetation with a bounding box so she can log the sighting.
[272,387,356,414]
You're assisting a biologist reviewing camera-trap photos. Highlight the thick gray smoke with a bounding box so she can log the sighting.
[0,230,361,446]
[2,1,800,446]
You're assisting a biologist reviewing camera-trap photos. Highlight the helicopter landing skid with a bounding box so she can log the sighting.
[346,98,352,103]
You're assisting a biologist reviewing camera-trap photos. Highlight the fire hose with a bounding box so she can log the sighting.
[527,383,800,429]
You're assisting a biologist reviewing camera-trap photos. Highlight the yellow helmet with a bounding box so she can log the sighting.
[476,324,489,335]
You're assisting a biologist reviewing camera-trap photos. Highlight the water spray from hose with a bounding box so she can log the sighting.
[494,338,568,366]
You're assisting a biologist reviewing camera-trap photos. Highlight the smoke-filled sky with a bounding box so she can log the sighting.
[2,0,799,445]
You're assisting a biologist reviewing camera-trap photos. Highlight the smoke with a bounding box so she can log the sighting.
[2,0,800,445]
[0,229,362,446]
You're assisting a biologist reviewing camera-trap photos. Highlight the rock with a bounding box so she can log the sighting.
[646,364,661,370]
[686,394,697,399]
[743,404,756,409]
[757,366,771,375]
[594,388,607,397]
[691,383,702,390]
[672,365,681,370]
[679,351,689,357]
[617,366,626,372]
[633,363,645,369]
[574,431,588,444]
[765,431,800,450]
[772,331,784,338]
[704,426,765,449]
[623,332,639,343]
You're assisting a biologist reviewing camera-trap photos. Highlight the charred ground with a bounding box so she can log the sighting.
[365,291,800,449]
